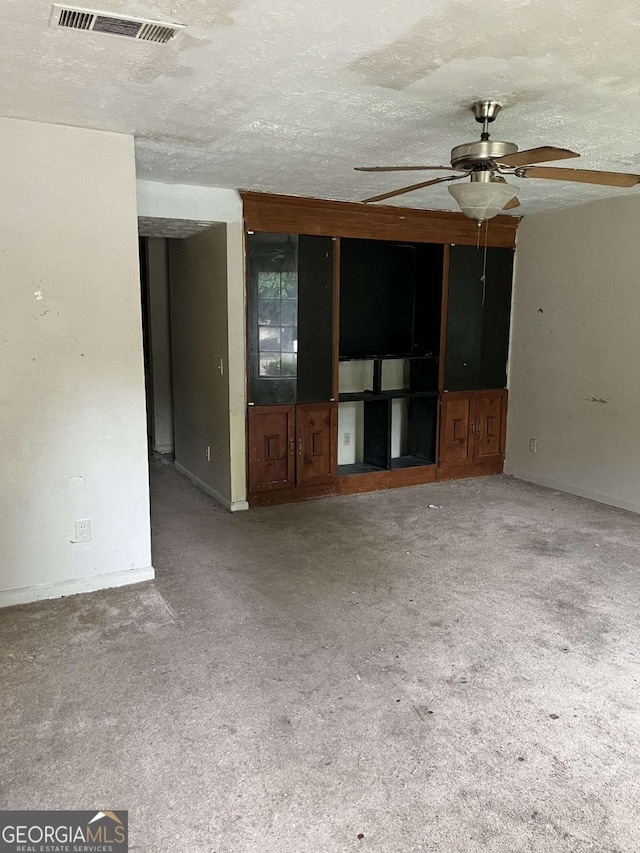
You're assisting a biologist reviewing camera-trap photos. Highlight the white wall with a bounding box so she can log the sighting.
[0,118,153,606]
[136,180,242,225]
[145,238,174,454]
[506,193,640,513]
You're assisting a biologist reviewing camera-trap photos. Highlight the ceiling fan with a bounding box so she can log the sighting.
[356,100,640,223]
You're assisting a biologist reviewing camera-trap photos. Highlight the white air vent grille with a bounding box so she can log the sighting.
[59,8,92,29]
[50,5,185,43]
[138,22,177,44]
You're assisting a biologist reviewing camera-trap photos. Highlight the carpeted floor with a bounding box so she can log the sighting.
[1,462,640,852]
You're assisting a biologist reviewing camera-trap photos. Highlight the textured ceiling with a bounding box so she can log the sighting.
[3,0,640,215]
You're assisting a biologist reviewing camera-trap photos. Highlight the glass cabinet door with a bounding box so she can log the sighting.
[248,232,334,406]
[249,233,299,405]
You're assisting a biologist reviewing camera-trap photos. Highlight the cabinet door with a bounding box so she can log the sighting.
[296,403,337,487]
[473,390,507,463]
[438,393,473,467]
[296,236,334,403]
[247,233,334,407]
[247,234,299,406]
[444,246,514,391]
[248,405,295,492]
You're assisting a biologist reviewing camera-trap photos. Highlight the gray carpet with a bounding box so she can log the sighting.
[1,462,639,852]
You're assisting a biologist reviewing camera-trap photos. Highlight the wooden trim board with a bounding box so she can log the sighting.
[249,482,338,506]
[241,191,519,248]
[436,458,504,482]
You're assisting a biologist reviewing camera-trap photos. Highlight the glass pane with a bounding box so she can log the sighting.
[281,299,297,326]
[259,354,281,376]
[259,327,280,352]
[281,328,296,352]
[257,272,281,298]
[281,272,298,297]
[281,353,297,376]
[258,299,280,326]
[248,233,299,400]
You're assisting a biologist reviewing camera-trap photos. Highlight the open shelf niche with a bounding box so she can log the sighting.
[337,357,438,476]
[337,237,443,478]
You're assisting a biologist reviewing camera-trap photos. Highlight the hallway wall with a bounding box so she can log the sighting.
[169,225,242,509]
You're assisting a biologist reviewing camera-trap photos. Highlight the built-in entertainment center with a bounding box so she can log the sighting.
[243,192,516,506]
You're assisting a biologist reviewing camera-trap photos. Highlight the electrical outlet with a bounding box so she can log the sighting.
[529,438,537,453]
[74,519,92,542]
[206,445,211,462]
[343,432,351,446]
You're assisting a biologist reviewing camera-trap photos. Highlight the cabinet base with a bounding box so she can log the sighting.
[248,460,504,505]
[338,464,436,496]
[248,482,337,507]
[436,459,503,482]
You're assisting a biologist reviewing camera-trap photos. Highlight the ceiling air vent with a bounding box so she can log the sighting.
[49,5,185,43]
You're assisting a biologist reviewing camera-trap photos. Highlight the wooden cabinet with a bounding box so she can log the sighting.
[437,390,507,480]
[248,405,295,492]
[439,392,474,468]
[296,403,337,486]
[248,403,337,504]
[474,391,507,463]
[242,196,519,504]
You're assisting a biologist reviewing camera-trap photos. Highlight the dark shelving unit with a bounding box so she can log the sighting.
[338,354,439,475]
[337,238,443,479]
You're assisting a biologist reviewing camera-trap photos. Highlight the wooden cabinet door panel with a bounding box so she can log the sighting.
[473,390,507,463]
[296,403,337,487]
[439,393,473,467]
[248,406,295,492]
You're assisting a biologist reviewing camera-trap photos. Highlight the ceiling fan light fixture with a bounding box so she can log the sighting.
[448,181,518,223]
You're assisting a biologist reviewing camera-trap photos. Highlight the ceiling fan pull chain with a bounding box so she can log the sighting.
[481,222,488,306]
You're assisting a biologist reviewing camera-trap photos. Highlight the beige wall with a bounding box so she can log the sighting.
[226,222,248,508]
[506,193,640,513]
[0,117,153,606]
[169,226,245,509]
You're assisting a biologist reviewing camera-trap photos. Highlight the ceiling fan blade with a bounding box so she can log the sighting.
[362,174,464,204]
[520,166,640,187]
[497,146,580,168]
[503,196,521,210]
[491,175,520,209]
[355,165,460,172]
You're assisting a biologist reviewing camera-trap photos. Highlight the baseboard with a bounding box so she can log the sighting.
[174,461,248,511]
[505,467,640,515]
[0,566,155,609]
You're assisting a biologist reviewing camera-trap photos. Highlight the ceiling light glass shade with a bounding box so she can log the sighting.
[448,181,518,222]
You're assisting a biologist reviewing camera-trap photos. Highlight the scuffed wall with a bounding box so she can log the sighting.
[0,118,153,606]
[506,193,640,513]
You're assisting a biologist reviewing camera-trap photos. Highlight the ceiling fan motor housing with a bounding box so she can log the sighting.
[450,140,519,171]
